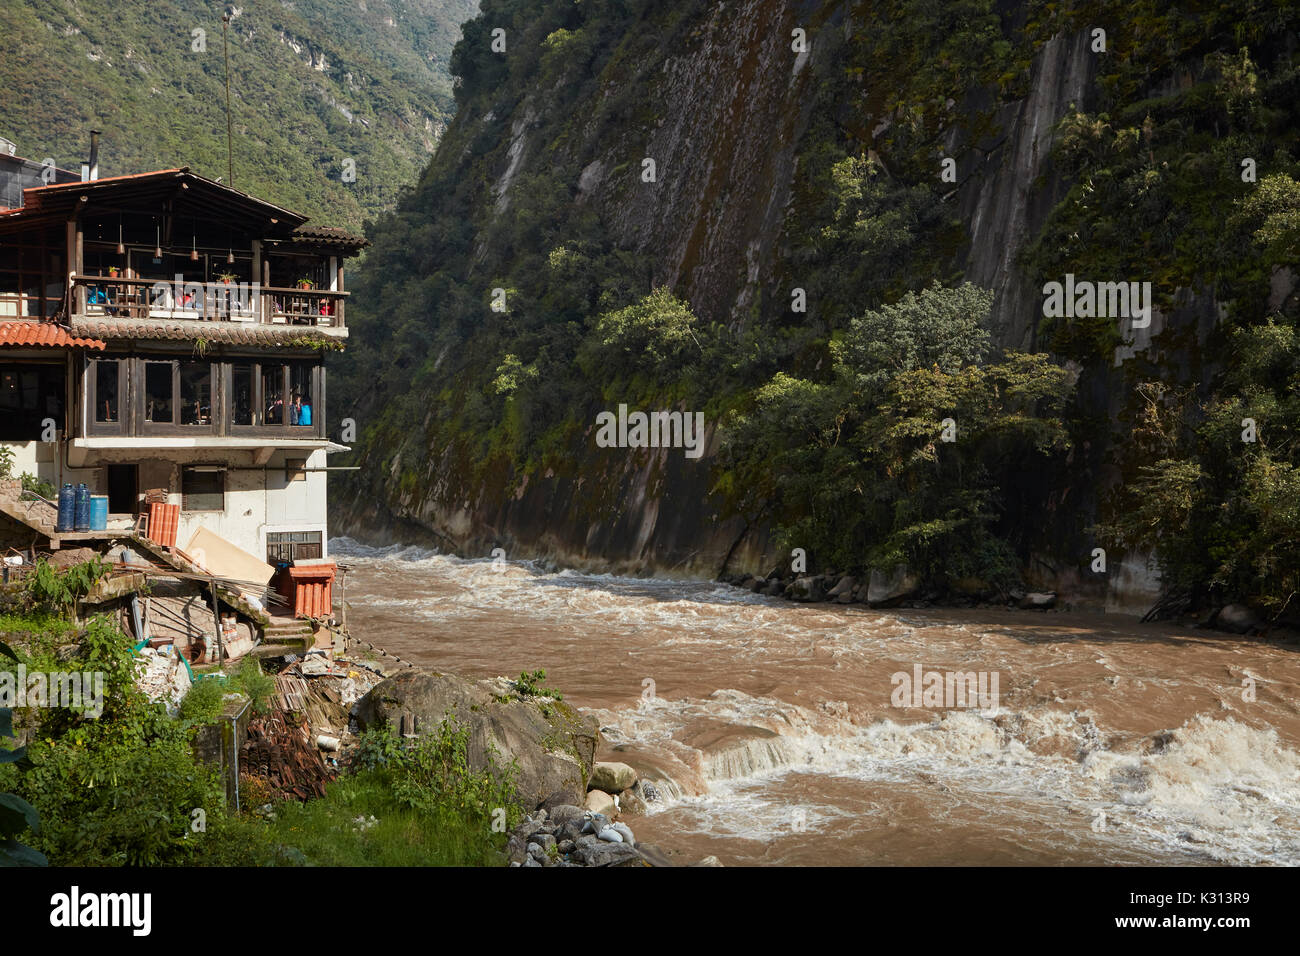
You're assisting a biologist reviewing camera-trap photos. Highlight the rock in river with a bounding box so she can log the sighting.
[355,668,600,809]
[589,760,638,793]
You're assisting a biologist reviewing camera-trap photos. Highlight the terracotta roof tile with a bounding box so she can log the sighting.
[69,318,343,347]
[0,322,105,350]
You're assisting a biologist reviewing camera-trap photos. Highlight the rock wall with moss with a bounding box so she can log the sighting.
[334,0,1300,615]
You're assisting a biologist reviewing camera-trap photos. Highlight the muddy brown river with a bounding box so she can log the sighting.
[332,538,1300,866]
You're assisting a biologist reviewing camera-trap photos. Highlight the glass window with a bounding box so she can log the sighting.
[262,364,284,425]
[94,360,119,423]
[181,467,224,511]
[232,364,253,425]
[179,362,211,425]
[266,530,322,564]
[288,362,313,426]
[145,362,172,423]
[0,364,62,440]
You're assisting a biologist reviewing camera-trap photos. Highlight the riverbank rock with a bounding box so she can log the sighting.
[828,575,857,603]
[788,575,825,602]
[1019,591,1057,610]
[507,809,668,867]
[355,669,599,809]
[590,760,638,793]
[584,788,617,816]
[867,566,919,606]
[1214,604,1259,634]
[618,785,648,816]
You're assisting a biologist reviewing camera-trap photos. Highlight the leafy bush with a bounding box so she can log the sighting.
[25,558,108,620]
[178,678,225,724]
[0,618,227,865]
[0,640,46,867]
[389,718,519,828]
[228,658,275,716]
[19,473,55,501]
[514,668,562,699]
[348,724,403,772]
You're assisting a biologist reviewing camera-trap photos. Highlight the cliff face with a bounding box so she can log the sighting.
[335,0,1300,608]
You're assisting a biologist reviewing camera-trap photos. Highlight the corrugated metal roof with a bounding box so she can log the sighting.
[0,322,106,349]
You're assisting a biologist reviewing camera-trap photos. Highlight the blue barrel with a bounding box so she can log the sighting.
[89,496,108,531]
[74,483,90,532]
[56,483,75,532]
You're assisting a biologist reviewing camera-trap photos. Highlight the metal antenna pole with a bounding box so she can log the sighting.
[223,12,234,186]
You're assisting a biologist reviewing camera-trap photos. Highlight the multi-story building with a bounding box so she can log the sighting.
[0,147,365,624]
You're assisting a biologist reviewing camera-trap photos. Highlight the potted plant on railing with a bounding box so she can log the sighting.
[219,272,238,285]
[107,266,120,278]
[295,277,314,290]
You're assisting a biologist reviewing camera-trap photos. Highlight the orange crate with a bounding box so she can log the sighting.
[288,563,336,619]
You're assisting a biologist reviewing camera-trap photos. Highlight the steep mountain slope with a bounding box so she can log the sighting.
[0,0,478,227]
[336,0,1300,614]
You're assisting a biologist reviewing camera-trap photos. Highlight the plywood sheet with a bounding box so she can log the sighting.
[186,526,275,590]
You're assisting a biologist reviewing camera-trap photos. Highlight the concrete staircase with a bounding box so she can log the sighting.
[251,615,317,658]
[0,482,58,542]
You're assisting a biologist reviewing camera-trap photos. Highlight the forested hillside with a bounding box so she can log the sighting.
[0,0,477,227]
[332,0,1298,616]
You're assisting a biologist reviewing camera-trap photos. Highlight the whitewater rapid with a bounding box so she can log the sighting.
[330,537,1300,866]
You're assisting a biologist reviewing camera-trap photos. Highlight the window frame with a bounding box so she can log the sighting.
[225,359,324,438]
[135,357,216,435]
[0,361,64,442]
[181,465,225,512]
[266,530,323,564]
[86,357,128,436]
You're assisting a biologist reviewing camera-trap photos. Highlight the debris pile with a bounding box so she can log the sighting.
[134,647,191,714]
[242,710,332,801]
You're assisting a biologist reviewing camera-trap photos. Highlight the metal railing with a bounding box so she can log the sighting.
[68,275,346,328]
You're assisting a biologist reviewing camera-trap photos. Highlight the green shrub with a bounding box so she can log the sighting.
[178,678,225,724]
[514,668,562,699]
[25,558,108,619]
[229,658,275,716]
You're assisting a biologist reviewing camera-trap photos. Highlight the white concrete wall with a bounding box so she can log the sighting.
[2,439,100,497]
[0,440,330,561]
[171,449,329,560]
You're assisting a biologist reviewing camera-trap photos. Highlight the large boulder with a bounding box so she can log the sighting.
[574,840,646,867]
[826,574,857,598]
[584,789,617,817]
[867,566,919,606]
[789,575,825,602]
[589,761,638,794]
[355,669,599,810]
[1215,604,1259,634]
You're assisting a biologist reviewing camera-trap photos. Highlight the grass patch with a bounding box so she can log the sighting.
[236,769,510,866]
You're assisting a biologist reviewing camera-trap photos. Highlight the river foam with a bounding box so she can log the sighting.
[331,537,1300,865]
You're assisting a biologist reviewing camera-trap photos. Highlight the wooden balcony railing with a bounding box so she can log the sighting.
[68,275,346,328]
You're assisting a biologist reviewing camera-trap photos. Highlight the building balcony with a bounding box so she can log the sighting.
[68,275,347,335]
